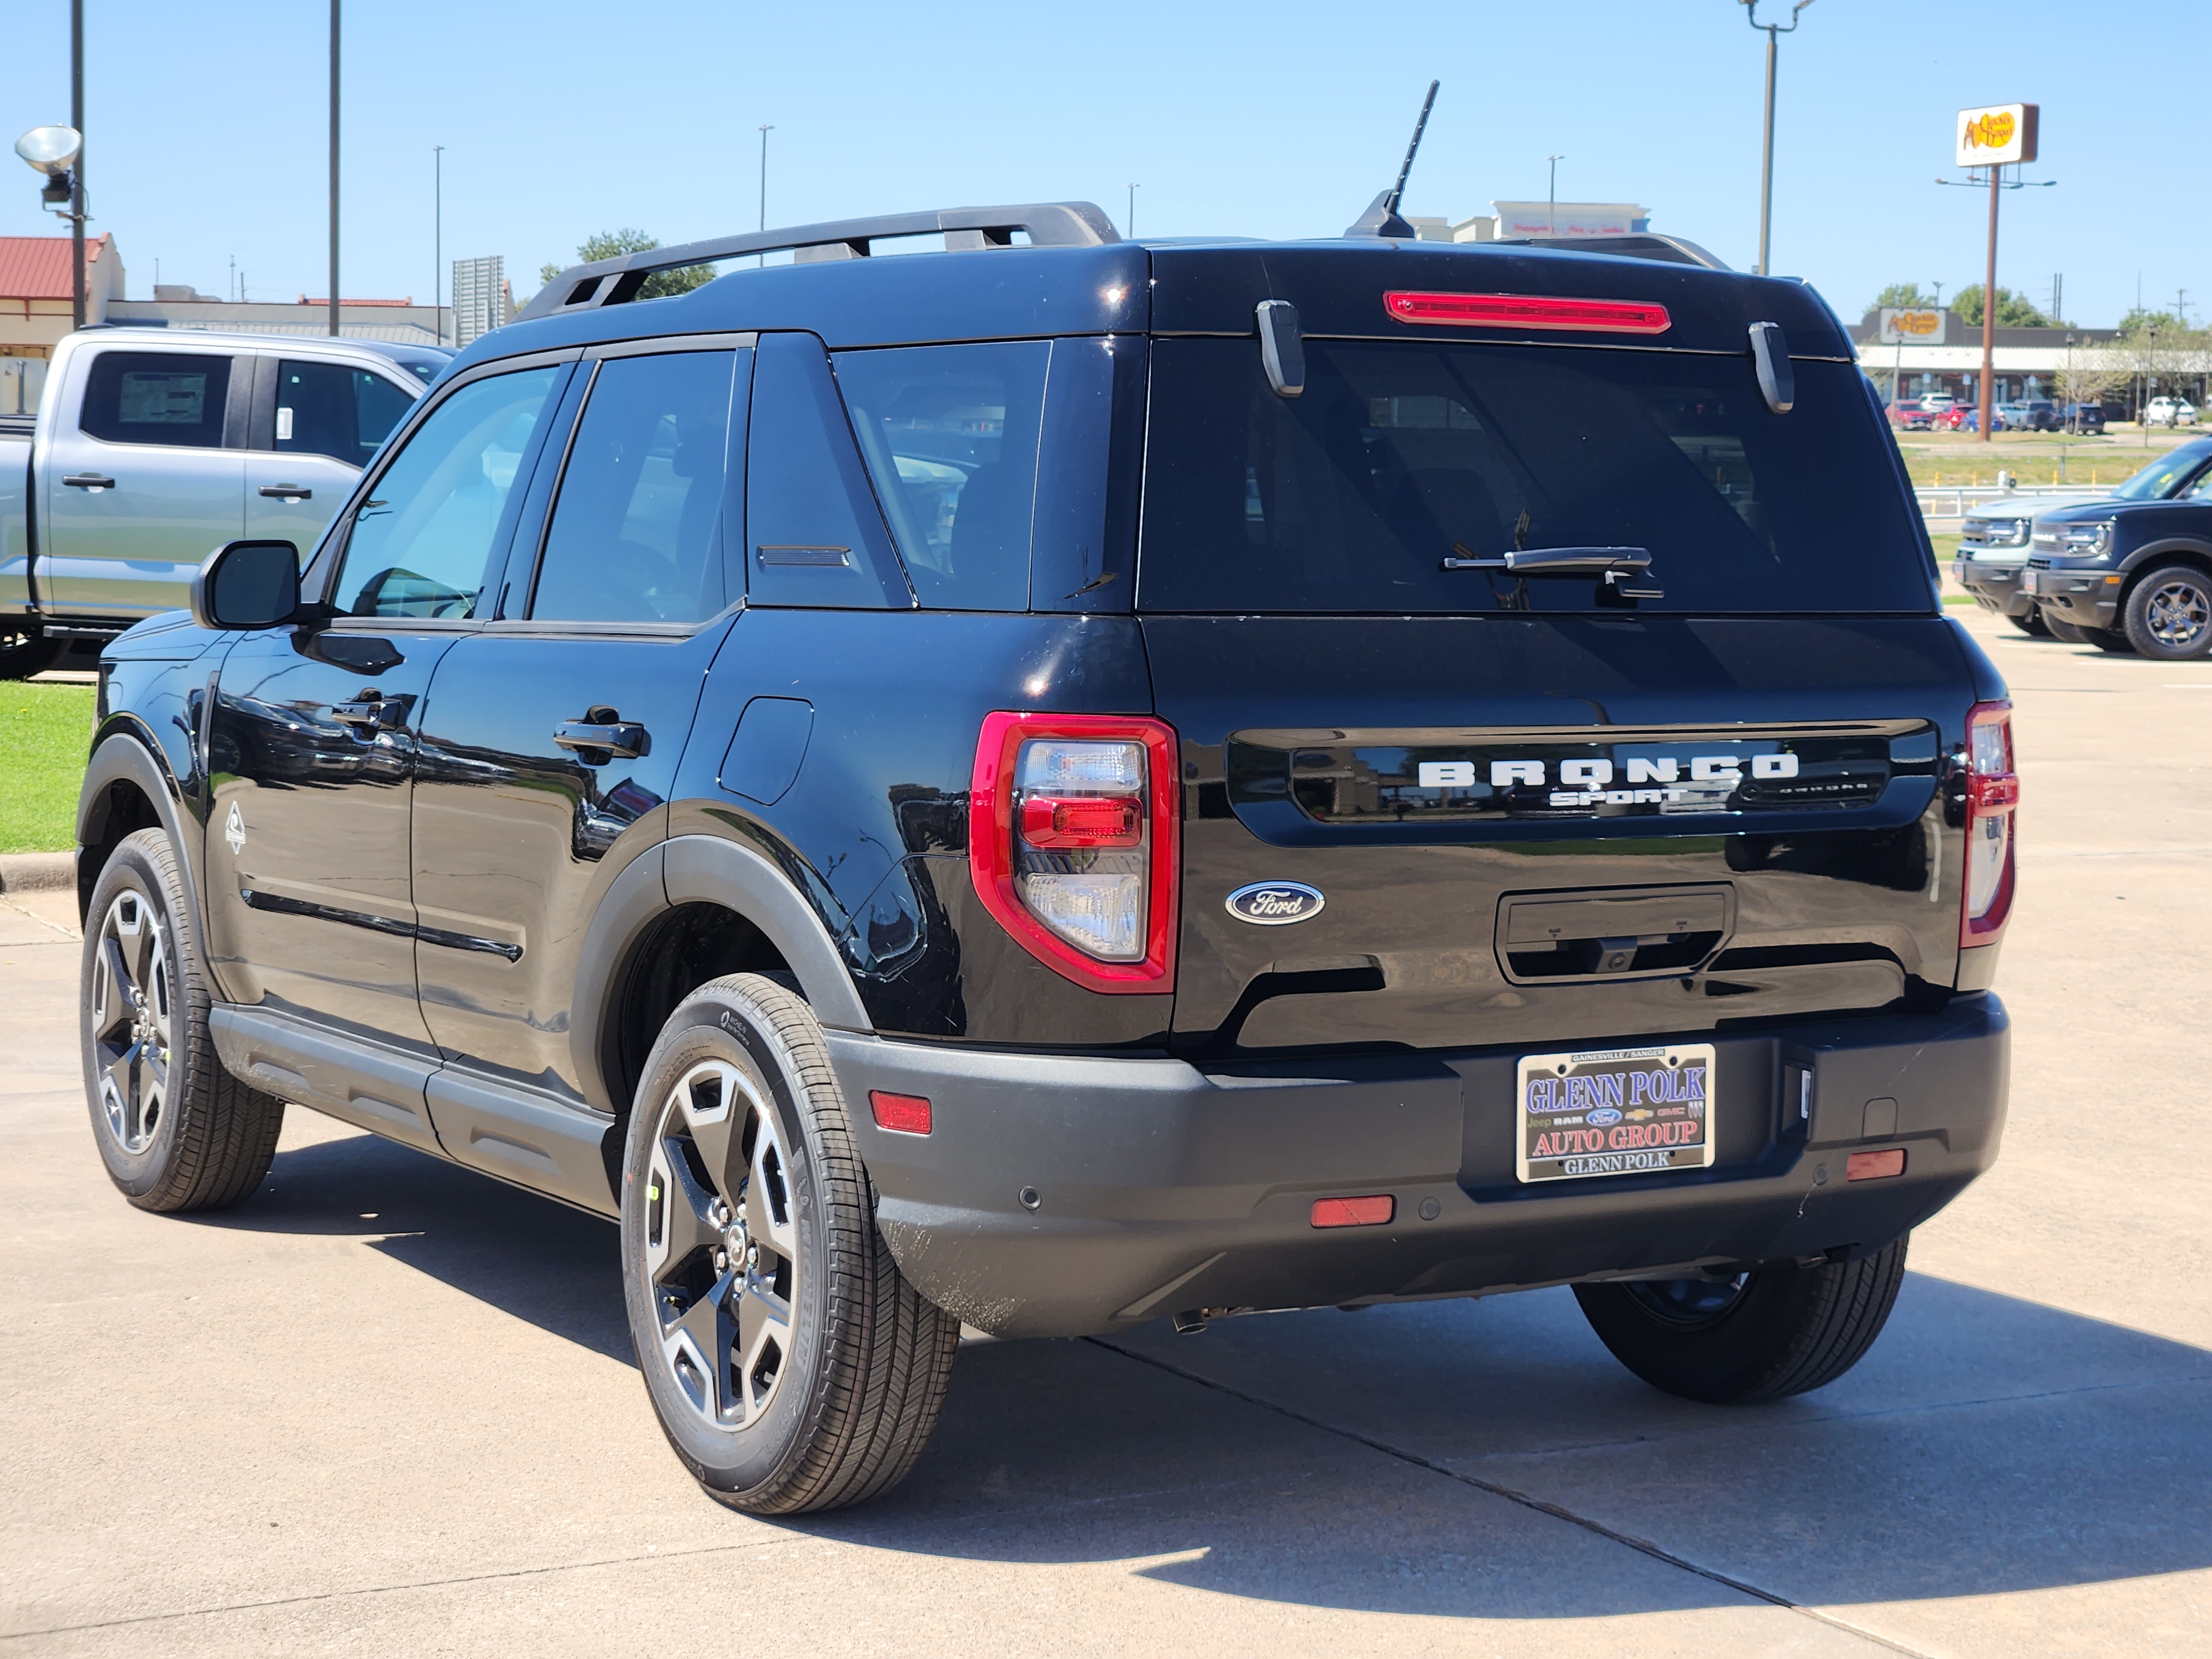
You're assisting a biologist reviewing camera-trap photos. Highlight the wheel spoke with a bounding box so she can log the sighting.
[744,1120,799,1258]
[651,1143,726,1292]
[682,1062,740,1194]
[735,1275,791,1421]
[670,1267,741,1420]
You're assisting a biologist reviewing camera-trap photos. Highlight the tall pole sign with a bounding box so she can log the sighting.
[1957,102,2038,444]
[69,0,84,330]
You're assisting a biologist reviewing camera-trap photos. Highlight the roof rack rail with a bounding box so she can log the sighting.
[1490,233,1730,272]
[514,201,1121,323]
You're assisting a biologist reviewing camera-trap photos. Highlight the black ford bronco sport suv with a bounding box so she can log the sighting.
[75,200,2015,1515]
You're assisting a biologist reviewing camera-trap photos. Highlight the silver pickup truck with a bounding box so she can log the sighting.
[0,328,445,676]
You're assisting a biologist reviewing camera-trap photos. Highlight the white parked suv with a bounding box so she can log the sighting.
[2146,396,2199,427]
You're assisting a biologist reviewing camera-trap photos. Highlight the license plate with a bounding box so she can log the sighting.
[2022,570,2041,594]
[1517,1044,1716,1183]
[1953,560,1970,585]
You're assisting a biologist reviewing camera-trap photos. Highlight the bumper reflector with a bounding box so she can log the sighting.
[1846,1149,1906,1182]
[1311,1194,1395,1228]
[869,1090,933,1136]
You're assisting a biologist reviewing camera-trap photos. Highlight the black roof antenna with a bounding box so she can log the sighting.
[1344,80,1439,239]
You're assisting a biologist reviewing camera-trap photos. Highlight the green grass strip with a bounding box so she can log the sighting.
[0,682,96,853]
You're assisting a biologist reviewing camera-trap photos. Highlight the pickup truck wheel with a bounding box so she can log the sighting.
[80,828,285,1211]
[2121,564,2212,659]
[619,973,958,1514]
[1573,1234,1908,1404]
[0,623,65,679]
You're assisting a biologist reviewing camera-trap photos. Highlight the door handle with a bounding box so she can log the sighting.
[331,691,408,732]
[258,483,312,500]
[554,719,649,761]
[62,473,115,491]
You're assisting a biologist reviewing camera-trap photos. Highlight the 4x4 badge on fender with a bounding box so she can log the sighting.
[1225,881,1326,925]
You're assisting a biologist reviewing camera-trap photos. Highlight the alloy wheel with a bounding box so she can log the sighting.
[1623,1272,1750,1328]
[90,890,174,1154]
[2143,578,2210,650]
[644,1059,800,1432]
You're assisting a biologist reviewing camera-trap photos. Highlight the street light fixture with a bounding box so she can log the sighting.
[1740,0,1813,278]
[15,124,86,327]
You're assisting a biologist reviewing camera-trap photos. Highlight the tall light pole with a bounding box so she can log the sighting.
[1546,154,1564,234]
[757,124,773,267]
[1740,0,1812,278]
[434,145,444,347]
[1126,182,1138,240]
[69,0,85,327]
[327,0,341,337]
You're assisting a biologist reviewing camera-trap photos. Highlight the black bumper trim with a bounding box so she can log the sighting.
[827,995,2008,1338]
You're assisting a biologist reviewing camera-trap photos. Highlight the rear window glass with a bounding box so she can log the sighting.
[1138,339,1931,614]
[81,351,232,449]
[835,341,1048,612]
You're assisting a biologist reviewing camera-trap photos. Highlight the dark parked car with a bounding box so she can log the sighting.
[75,199,2015,1515]
[2062,402,2107,435]
[2028,473,2212,656]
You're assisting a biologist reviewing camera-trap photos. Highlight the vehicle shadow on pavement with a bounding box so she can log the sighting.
[201,1125,2212,1621]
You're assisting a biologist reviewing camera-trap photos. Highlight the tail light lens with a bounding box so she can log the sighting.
[970,712,1178,992]
[1961,700,2018,947]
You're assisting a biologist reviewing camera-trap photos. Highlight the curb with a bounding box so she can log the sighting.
[0,851,74,894]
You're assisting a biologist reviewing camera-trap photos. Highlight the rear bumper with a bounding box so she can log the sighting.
[828,995,2010,1338]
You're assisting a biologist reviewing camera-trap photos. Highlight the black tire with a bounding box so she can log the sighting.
[2043,614,2094,645]
[0,622,65,680]
[1573,1235,1909,1404]
[2005,606,2051,637]
[2084,626,2134,654]
[2120,562,2212,660]
[619,972,957,1514]
[80,827,285,1211]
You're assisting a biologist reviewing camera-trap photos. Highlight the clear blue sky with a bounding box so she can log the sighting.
[2,0,2203,327]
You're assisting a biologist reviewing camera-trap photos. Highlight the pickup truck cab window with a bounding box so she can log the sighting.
[275,358,417,467]
[331,365,562,620]
[529,349,737,624]
[79,351,232,449]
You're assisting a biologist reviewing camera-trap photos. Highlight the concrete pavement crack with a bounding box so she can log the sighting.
[1087,1336,1937,1659]
[0,1534,806,1644]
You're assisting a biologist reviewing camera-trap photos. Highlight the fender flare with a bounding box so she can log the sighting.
[77,729,202,932]
[570,833,872,1113]
[2118,538,2212,581]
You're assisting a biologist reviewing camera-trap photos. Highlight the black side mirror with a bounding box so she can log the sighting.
[191,540,302,630]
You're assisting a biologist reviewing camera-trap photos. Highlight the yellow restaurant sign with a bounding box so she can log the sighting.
[1955,103,2039,169]
[1879,308,1947,345]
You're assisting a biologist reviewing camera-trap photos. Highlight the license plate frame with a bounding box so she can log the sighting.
[1516,1044,1717,1184]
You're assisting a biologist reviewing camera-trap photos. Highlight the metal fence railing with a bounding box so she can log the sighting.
[1916,483,2099,525]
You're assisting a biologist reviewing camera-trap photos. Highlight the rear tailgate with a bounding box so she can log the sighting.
[1154,614,1973,1053]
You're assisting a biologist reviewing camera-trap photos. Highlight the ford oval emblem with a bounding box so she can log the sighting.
[1587,1107,1623,1126]
[1225,881,1326,926]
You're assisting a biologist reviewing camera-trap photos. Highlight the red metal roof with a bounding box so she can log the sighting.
[294,295,415,307]
[0,234,110,300]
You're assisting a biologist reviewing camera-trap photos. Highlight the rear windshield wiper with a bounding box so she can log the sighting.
[1443,544,1664,602]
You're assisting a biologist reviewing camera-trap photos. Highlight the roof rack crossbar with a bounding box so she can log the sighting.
[515,201,1121,322]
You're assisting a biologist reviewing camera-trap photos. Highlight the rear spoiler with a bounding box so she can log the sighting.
[1489,234,1730,272]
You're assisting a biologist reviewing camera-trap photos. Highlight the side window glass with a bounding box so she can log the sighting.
[330,366,561,619]
[80,351,232,449]
[745,333,909,609]
[276,359,420,467]
[530,349,736,624]
[834,341,1047,612]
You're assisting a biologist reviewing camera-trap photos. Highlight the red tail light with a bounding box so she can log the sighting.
[1961,700,2018,947]
[969,712,1178,993]
[1384,291,1672,334]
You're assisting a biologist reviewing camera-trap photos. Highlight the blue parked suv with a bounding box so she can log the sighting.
[76,200,2015,1512]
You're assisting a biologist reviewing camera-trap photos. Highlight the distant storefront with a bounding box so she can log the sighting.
[1848,311,2208,418]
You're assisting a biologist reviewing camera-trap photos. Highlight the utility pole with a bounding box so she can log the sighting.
[1546,154,1564,234]
[328,0,341,337]
[1740,0,1813,278]
[757,125,773,267]
[69,0,85,328]
[1126,182,1138,240]
[434,145,444,347]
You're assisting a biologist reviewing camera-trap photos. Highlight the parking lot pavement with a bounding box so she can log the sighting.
[4,608,2208,1658]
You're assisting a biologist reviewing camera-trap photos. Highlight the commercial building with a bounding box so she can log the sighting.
[1413,201,1654,243]
[450,255,512,347]
[0,233,126,413]
[1845,311,2210,418]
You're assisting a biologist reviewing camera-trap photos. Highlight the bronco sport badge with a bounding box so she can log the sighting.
[1225,881,1326,925]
